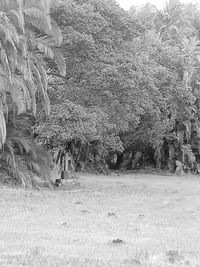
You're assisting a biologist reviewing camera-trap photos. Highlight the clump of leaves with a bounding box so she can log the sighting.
[0,115,54,188]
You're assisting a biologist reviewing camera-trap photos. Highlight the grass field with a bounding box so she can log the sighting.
[1,173,200,266]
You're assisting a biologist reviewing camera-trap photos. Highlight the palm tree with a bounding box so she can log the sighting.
[158,0,197,43]
[0,0,64,148]
[129,3,158,30]
[1,118,55,188]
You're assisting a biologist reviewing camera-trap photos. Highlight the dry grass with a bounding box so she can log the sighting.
[0,173,200,266]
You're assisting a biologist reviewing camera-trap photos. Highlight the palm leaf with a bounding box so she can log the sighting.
[54,48,66,76]
[27,161,40,174]
[6,44,18,72]
[8,9,25,33]
[9,75,26,114]
[38,64,48,91]
[0,72,7,93]
[3,141,16,167]
[8,136,32,154]
[0,0,9,11]
[25,59,37,115]
[0,17,19,44]
[2,151,15,166]
[0,110,6,148]
[26,79,36,115]
[0,48,12,83]
[50,17,63,46]
[32,36,54,59]
[18,35,27,57]
[30,61,50,114]
[21,79,32,110]
[24,7,52,34]
[23,0,51,14]
[19,58,37,114]
[182,36,199,53]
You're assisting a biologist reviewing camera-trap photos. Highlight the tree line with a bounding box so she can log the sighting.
[1,0,200,186]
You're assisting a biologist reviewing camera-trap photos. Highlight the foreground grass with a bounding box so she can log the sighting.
[0,173,200,266]
[1,248,196,266]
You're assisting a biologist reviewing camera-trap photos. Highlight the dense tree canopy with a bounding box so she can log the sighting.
[35,0,200,173]
[2,0,200,184]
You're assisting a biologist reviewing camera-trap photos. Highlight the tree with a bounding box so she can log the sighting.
[34,0,200,174]
[129,3,159,30]
[0,0,64,186]
[0,0,63,147]
[36,0,182,171]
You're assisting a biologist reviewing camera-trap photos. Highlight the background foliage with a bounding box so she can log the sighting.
[2,0,200,184]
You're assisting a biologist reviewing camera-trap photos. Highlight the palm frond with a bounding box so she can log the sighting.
[0,48,12,83]
[0,72,7,92]
[8,136,32,154]
[50,17,63,46]
[24,0,51,14]
[182,36,199,53]
[21,79,32,110]
[0,16,19,44]
[0,0,9,11]
[16,56,27,76]
[54,48,66,76]
[26,79,36,115]
[0,72,9,119]
[3,141,16,167]
[29,61,43,89]
[32,35,54,59]
[0,110,6,148]
[17,58,37,113]
[18,35,27,57]
[9,75,26,114]
[6,44,18,72]
[2,151,15,166]
[24,7,52,34]
[8,9,25,33]
[27,161,40,174]
[37,64,48,91]
[30,61,50,114]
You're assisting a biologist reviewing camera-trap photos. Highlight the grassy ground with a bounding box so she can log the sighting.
[1,173,200,266]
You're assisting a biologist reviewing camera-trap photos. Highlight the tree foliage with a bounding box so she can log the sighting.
[3,0,200,179]
[35,0,200,174]
[0,0,64,186]
[0,0,63,145]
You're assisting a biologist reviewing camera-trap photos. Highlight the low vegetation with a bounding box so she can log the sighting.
[0,174,200,266]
